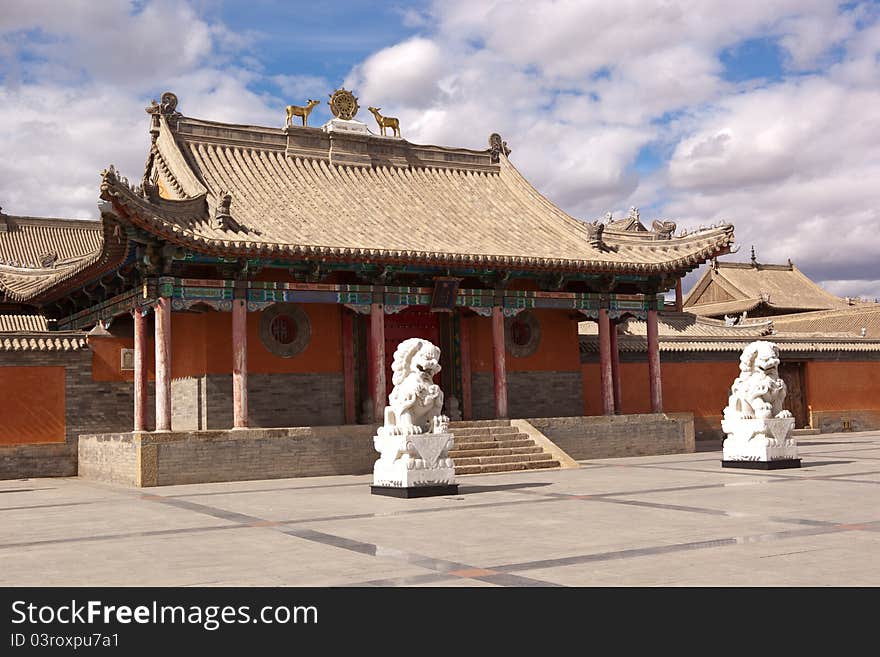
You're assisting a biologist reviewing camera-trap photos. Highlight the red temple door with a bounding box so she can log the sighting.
[779,361,808,429]
[383,307,441,399]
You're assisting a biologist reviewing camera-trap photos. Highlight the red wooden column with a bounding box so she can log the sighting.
[675,279,683,312]
[598,309,615,416]
[341,310,356,424]
[647,308,663,413]
[609,319,622,414]
[491,305,508,419]
[154,296,172,431]
[133,308,148,432]
[460,315,473,420]
[232,298,248,428]
[369,302,386,424]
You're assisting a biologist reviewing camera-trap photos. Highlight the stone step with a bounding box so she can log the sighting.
[448,420,511,429]
[453,452,552,467]
[455,459,561,475]
[793,428,821,436]
[453,433,524,444]
[448,446,544,459]
[452,432,528,443]
[451,439,537,450]
[449,427,520,437]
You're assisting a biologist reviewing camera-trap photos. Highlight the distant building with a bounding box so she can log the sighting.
[684,257,852,319]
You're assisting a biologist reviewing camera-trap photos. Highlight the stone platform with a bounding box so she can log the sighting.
[78,426,377,487]
[722,458,802,470]
[371,484,459,498]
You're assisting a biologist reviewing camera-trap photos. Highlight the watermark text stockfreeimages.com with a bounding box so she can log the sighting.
[10,599,317,632]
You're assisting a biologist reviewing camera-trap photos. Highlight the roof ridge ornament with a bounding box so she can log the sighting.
[213,192,235,230]
[146,91,182,132]
[651,219,676,240]
[146,91,179,116]
[285,99,320,128]
[585,220,605,249]
[367,106,401,138]
[328,88,359,120]
[488,133,511,163]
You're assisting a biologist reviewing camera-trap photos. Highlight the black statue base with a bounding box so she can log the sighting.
[371,484,459,498]
[722,459,801,470]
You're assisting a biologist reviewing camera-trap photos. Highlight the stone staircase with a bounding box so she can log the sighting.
[448,420,560,475]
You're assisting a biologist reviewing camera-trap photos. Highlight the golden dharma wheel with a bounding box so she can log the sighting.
[328,88,359,120]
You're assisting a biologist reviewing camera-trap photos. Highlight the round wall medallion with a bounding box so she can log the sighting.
[259,303,311,358]
[328,88,359,120]
[505,310,541,358]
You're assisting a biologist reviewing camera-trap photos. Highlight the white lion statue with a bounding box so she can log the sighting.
[721,340,798,464]
[723,340,793,422]
[380,338,449,436]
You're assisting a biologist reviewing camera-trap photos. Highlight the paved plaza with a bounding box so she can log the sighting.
[1,431,878,587]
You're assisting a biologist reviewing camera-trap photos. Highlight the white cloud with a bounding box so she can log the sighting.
[0,0,278,219]
[346,37,446,108]
[1,0,878,301]
[341,0,879,297]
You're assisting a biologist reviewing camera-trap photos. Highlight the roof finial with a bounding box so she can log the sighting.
[488,133,511,163]
[213,192,234,231]
[750,245,757,265]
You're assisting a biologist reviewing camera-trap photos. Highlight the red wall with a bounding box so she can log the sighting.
[0,366,65,444]
[92,304,343,381]
[806,361,880,410]
[469,309,580,373]
[582,360,739,417]
[582,358,880,429]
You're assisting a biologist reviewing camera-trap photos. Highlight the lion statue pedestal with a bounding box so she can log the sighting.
[721,340,801,469]
[371,338,458,498]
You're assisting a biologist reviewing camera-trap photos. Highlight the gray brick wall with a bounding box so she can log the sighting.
[79,425,378,487]
[171,373,345,430]
[527,413,695,459]
[472,370,583,420]
[77,433,139,486]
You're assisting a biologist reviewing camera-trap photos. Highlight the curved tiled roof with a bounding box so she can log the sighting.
[578,310,880,353]
[0,333,88,351]
[0,214,128,303]
[579,311,773,339]
[0,311,87,351]
[101,111,735,274]
[770,305,880,338]
[0,216,103,302]
[684,261,849,316]
[0,314,50,332]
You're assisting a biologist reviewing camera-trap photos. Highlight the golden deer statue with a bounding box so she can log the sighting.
[285,99,320,128]
[367,106,400,137]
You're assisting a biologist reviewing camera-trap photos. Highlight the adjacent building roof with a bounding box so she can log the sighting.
[0,313,50,332]
[99,96,735,274]
[579,311,774,353]
[0,309,86,351]
[579,310,880,353]
[0,213,127,303]
[683,260,850,317]
[0,333,88,351]
[770,305,880,339]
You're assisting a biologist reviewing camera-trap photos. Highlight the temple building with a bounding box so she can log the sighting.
[0,89,738,481]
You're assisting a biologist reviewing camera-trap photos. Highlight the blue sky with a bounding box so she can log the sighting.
[1,0,879,298]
